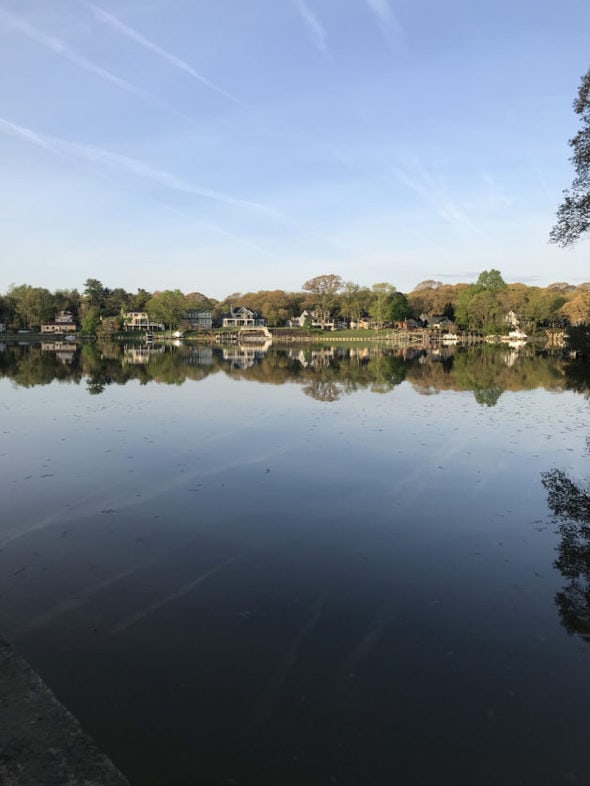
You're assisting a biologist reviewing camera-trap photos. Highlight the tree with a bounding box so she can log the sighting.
[389,291,411,323]
[53,289,81,318]
[474,269,507,293]
[81,306,101,335]
[147,289,186,331]
[103,287,131,317]
[560,290,590,326]
[550,68,590,246]
[454,271,508,333]
[83,278,107,308]
[340,282,371,328]
[130,288,152,311]
[302,274,343,328]
[369,283,396,328]
[9,284,54,327]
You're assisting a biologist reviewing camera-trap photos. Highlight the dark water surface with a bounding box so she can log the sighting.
[1,343,589,785]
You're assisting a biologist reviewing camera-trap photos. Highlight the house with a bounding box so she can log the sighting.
[288,310,338,330]
[351,316,380,330]
[400,318,423,330]
[181,310,212,330]
[430,315,453,330]
[504,310,520,328]
[123,312,163,331]
[41,311,78,334]
[222,307,266,328]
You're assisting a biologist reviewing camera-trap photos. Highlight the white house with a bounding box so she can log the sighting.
[123,312,163,331]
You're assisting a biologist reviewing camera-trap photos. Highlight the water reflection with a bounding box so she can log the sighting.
[543,465,590,642]
[0,341,573,405]
[542,358,590,642]
[1,340,590,786]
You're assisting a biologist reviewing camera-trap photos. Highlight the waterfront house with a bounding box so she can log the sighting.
[288,310,339,330]
[41,311,78,334]
[123,312,164,331]
[222,307,266,328]
[431,315,454,330]
[180,310,213,330]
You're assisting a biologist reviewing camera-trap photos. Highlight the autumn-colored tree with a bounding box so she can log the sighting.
[302,274,343,328]
[560,290,590,325]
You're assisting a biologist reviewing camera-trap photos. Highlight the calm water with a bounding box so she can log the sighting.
[1,342,589,786]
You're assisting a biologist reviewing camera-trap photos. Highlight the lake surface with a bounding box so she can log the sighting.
[1,342,590,786]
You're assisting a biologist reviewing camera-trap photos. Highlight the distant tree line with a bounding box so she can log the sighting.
[1,271,589,337]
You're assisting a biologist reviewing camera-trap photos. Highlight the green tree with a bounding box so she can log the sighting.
[455,271,507,333]
[474,269,507,293]
[130,288,152,311]
[9,284,54,327]
[147,289,186,331]
[103,287,131,317]
[81,306,101,335]
[369,282,396,328]
[389,291,411,323]
[83,278,107,309]
[551,68,590,246]
[53,289,81,318]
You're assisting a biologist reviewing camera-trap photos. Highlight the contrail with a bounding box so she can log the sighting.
[0,116,285,219]
[365,0,404,45]
[293,0,329,57]
[83,1,241,104]
[0,8,150,100]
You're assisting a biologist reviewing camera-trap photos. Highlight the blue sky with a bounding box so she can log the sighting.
[0,0,588,299]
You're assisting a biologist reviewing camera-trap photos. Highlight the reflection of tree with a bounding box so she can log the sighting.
[0,342,580,403]
[542,469,590,642]
[302,379,342,402]
[472,384,503,407]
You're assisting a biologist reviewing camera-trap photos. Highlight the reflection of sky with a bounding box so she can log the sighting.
[1,378,588,542]
[1,373,590,783]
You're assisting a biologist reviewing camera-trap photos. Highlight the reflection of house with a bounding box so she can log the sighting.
[222,307,266,328]
[222,345,269,369]
[41,311,77,334]
[123,345,166,364]
[123,312,163,331]
[185,347,213,366]
[181,310,212,330]
[41,341,76,363]
[290,348,336,368]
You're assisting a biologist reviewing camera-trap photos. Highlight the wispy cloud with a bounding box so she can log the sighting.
[393,158,476,232]
[0,8,150,100]
[293,0,329,57]
[163,206,273,257]
[0,116,283,220]
[83,1,240,104]
[365,0,404,46]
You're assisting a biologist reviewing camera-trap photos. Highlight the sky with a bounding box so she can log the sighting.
[0,0,589,300]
